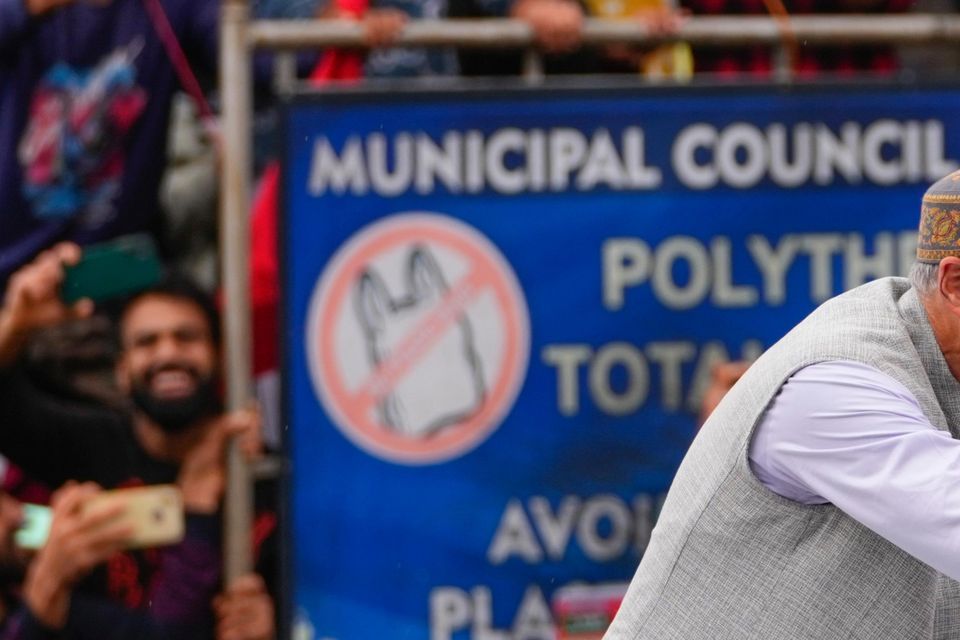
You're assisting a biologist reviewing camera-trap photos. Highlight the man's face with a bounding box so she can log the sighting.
[117,295,219,432]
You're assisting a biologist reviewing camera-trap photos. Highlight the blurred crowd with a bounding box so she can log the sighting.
[0,245,275,639]
[0,0,958,637]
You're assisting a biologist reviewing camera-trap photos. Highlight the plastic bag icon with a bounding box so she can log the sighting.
[355,245,485,438]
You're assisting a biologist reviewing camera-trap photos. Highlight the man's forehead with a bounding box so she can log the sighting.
[121,294,211,337]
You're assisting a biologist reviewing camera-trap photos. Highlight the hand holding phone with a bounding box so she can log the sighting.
[0,243,92,368]
[16,484,185,550]
[22,483,182,630]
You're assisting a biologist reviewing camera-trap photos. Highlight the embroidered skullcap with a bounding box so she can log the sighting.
[918,170,960,263]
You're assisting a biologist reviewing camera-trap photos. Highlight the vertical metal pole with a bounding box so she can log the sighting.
[773,43,792,84]
[219,0,254,584]
[522,49,544,83]
[274,51,298,97]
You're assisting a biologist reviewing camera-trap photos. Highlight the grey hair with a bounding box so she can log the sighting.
[910,261,940,298]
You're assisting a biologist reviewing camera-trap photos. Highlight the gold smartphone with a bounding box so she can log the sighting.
[17,485,186,550]
[83,485,185,549]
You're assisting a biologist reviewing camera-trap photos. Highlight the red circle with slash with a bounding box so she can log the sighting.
[306,213,530,465]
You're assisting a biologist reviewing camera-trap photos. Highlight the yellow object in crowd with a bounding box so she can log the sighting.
[582,0,693,80]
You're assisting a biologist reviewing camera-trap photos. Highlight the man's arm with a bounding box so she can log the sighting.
[750,359,960,579]
[0,245,113,487]
[20,483,208,640]
[214,575,275,640]
[182,409,273,640]
[22,483,133,630]
[145,409,262,626]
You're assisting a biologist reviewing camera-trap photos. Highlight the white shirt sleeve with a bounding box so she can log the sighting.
[749,359,960,580]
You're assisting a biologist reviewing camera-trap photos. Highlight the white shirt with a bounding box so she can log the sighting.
[749,359,960,581]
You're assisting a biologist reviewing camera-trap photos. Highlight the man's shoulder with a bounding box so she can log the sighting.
[825,276,910,310]
[794,276,912,339]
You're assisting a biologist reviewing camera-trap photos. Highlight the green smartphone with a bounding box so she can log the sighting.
[15,503,52,550]
[62,234,163,304]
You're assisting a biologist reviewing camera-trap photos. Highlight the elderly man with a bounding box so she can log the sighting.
[606,171,960,639]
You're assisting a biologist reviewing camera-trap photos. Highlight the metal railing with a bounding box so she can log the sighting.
[216,10,960,583]
[248,14,960,50]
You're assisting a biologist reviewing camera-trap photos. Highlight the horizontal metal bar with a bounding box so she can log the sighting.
[252,455,288,481]
[247,14,960,50]
[248,18,527,49]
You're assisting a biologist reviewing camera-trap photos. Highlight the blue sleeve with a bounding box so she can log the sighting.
[0,0,30,51]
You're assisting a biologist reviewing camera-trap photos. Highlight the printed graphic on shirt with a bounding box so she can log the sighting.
[18,40,148,225]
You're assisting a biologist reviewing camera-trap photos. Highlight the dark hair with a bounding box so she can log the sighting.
[118,274,221,348]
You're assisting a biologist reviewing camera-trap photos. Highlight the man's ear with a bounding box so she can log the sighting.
[939,257,960,310]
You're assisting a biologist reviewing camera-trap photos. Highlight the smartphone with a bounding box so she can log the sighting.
[15,503,53,551]
[62,234,163,304]
[82,485,185,549]
[15,485,185,550]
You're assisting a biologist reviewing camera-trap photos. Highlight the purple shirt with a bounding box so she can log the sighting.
[0,0,221,288]
[0,0,305,290]
[749,359,960,581]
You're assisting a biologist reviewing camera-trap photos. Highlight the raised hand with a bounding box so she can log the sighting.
[178,406,263,514]
[214,574,276,640]
[23,482,133,629]
[512,0,584,54]
[361,9,408,48]
[0,243,92,367]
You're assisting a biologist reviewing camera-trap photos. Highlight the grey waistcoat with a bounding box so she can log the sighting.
[605,278,960,640]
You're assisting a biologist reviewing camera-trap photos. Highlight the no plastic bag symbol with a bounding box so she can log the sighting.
[306,213,531,465]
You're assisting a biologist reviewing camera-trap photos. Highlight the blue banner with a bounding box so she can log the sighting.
[282,86,960,639]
